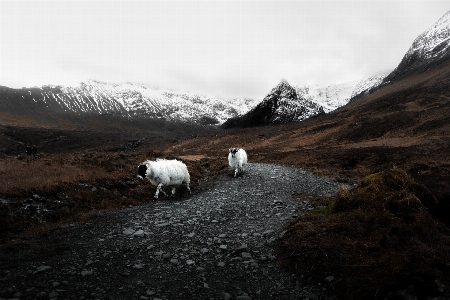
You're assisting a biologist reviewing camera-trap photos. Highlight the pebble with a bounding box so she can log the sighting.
[35,266,51,272]
[80,270,93,276]
[49,291,59,298]
[133,229,145,237]
[122,228,135,235]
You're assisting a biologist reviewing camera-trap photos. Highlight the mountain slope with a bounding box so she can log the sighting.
[0,81,257,127]
[222,80,325,128]
[296,72,388,113]
[384,10,450,83]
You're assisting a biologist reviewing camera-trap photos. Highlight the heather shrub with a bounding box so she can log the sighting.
[275,169,450,299]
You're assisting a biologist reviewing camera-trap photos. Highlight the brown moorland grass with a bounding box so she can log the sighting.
[274,169,450,299]
[0,150,229,245]
[0,155,114,196]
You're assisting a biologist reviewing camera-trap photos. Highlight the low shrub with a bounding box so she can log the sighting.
[275,169,450,299]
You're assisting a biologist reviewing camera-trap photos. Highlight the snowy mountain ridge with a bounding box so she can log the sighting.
[295,72,388,113]
[406,10,450,61]
[20,80,257,125]
[384,10,450,82]
[3,10,449,127]
[1,73,386,128]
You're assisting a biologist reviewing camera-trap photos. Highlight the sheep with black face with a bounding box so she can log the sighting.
[228,148,248,177]
[138,159,191,199]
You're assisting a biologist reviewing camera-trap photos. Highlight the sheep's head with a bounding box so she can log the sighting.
[137,164,148,180]
[229,148,239,158]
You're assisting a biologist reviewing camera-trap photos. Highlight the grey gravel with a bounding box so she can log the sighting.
[0,163,341,299]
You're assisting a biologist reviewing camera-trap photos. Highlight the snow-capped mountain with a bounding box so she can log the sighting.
[3,11,449,129]
[405,10,450,63]
[222,80,324,128]
[0,73,388,129]
[296,72,387,113]
[0,80,257,125]
[385,10,450,82]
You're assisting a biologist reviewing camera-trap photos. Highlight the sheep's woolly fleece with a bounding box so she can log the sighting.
[228,148,248,177]
[138,159,190,198]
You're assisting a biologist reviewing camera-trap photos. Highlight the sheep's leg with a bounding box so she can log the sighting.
[186,182,191,194]
[171,187,176,196]
[235,162,243,177]
[155,183,168,199]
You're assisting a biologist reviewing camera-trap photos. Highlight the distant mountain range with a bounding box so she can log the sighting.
[1,10,449,128]
[225,10,450,128]
[0,71,388,128]
[222,74,390,128]
[0,81,256,126]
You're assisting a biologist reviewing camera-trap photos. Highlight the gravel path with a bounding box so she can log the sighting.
[1,163,342,300]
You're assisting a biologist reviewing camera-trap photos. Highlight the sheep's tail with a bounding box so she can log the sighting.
[179,163,190,184]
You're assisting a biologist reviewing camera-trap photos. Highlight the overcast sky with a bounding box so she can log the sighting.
[1,1,448,101]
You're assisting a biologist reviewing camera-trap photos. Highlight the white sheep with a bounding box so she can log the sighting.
[138,159,191,199]
[228,148,248,177]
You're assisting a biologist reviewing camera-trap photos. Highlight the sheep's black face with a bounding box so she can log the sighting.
[137,164,147,180]
[230,148,238,158]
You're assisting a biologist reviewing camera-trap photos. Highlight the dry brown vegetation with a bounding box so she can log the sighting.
[275,169,450,299]
[0,155,115,196]
[0,149,228,244]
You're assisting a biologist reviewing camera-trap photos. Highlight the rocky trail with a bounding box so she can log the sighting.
[1,163,342,300]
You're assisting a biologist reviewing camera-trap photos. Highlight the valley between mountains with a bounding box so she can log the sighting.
[1,9,450,300]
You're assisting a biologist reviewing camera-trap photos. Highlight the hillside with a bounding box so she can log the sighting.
[165,58,450,209]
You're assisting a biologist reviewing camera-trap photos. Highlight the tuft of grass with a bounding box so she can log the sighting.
[275,169,450,300]
[332,169,437,214]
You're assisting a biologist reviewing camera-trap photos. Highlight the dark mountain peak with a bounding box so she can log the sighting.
[269,79,296,99]
[221,80,324,128]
